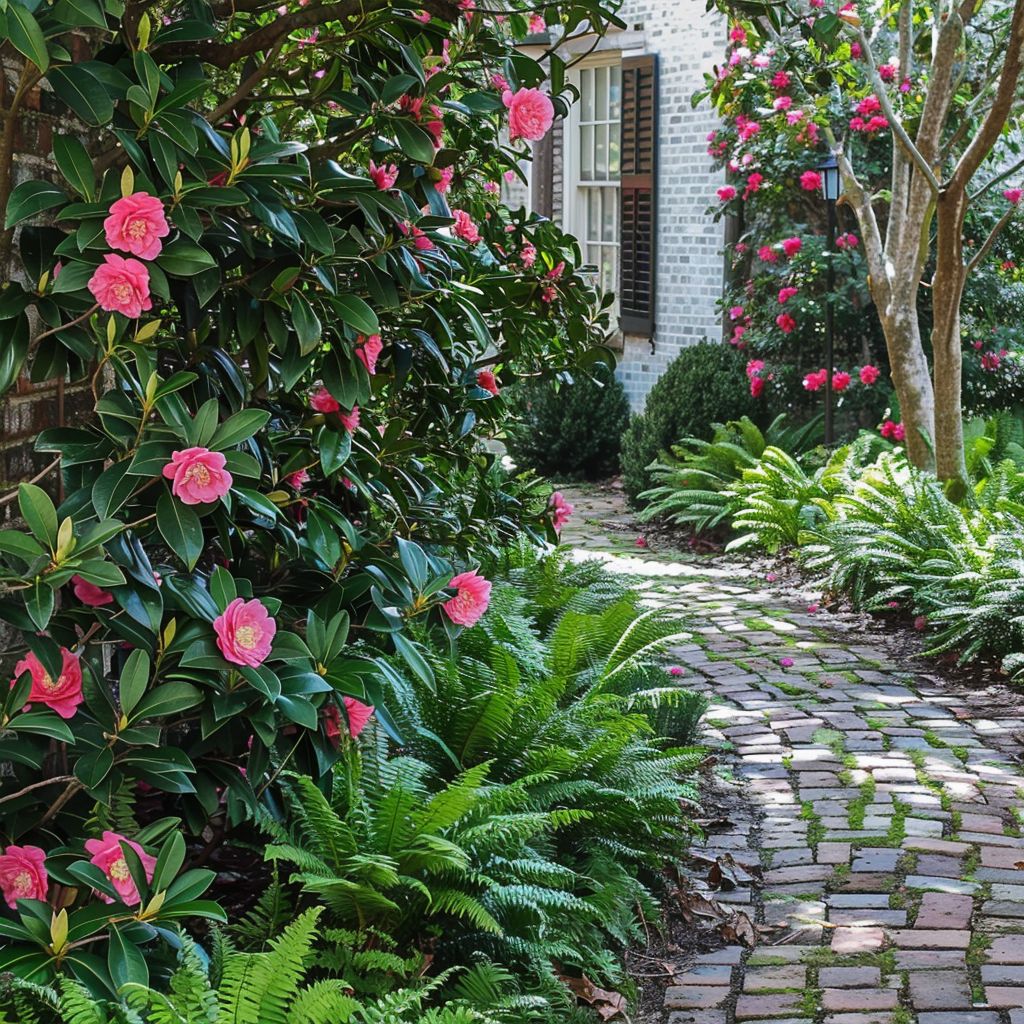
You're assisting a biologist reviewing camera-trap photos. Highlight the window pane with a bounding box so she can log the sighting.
[580,68,594,121]
[602,247,614,293]
[595,124,608,181]
[610,66,622,121]
[609,122,620,179]
[580,125,594,180]
[595,66,608,121]
[587,189,600,242]
[602,189,615,240]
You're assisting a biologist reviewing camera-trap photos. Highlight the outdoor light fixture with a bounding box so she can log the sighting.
[819,153,841,445]
[819,153,841,202]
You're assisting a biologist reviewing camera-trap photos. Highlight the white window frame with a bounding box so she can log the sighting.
[563,53,623,299]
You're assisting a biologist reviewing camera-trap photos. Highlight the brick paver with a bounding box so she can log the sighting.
[564,486,1024,1023]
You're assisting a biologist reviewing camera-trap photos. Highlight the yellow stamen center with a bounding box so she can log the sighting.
[109,857,131,882]
[126,218,149,240]
[184,464,211,486]
[235,625,260,649]
[112,282,132,301]
[12,870,33,895]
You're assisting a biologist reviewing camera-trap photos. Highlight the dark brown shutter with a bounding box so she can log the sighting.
[531,128,555,220]
[619,54,657,336]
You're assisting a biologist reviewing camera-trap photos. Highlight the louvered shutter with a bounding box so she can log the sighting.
[619,54,658,336]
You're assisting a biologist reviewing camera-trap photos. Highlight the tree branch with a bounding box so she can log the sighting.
[852,25,939,194]
[966,206,1016,274]
[950,0,1024,193]
[152,0,460,67]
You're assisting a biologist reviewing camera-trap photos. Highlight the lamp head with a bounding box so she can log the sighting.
[819,153,841,201]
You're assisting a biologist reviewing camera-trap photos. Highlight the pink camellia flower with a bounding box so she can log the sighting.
[414,8,431,22]
[528,12,545,31]
[878,62,897,82]
[436,166,454,193]
[746,358,765,379]
[1005,188,1023,206]
[453,209,481,243]
[286,469,309,490]
[0,845,48,908]
[339,405,360,433]
[836,232,859,248]
[803,368,827,391]
[635,536,647,548]
[213,597,277,667]
[778,286,799,303]
[776,312,796,333]
[667,665,685,676]
[772,71,791,89]
[717,185,737,201]
[84,831,156,906]
[880,419,905,441]
[765,572,777,582]
[550,491,574,532]
[856,95,881,116]
[779,657,794,668]
[729,305,745,321]
[324,697,376,744]
[750,375,764,397]
[477,369,500,395]
[491,73,509,92]
[162,447,233,505]
[443,570,492,627]
[807,603,820,613]
[71,575,114,607]
[730,24,746,42]
[914,615,928,631]
[502,88,554,142]
[782,236,802,257]
[88,254,152,318]
[758,245,778,263]
[355,333,384,375]
[850,41,863,58]
[833,370,852,391]
[103,192,170,261]
[519,243,537,268]
[11,648,83,720]
[859,364,881,385]
[310,386,340,413]
[744,172,763,197]
[368,160,398,190]
[800,170,822,191]
[773,95,793,111]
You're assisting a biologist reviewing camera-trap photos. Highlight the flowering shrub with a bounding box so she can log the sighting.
[0,0,620,990]
[701,2,1024,447]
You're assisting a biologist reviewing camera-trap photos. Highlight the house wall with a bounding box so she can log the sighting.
[614,0,727,409]
[536,2,727,410]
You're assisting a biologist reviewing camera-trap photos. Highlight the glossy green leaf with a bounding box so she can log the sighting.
[155,491,203,570]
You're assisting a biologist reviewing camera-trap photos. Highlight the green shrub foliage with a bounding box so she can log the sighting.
[620,342,759,503]
[504,363,631,480]
[0,0,626,997]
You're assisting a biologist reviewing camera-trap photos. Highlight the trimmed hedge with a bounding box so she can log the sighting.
[621,341,759,504]
[504,362,630,480]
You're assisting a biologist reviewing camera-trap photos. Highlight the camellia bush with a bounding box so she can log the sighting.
[702,1,1024,482]
[0,0,622,994]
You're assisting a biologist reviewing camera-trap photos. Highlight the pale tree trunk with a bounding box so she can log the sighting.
[879,298,936,471]
[931,189,969,491]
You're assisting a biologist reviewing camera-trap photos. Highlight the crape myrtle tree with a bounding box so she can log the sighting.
[0,0,622,987]
[707,0,1024,488]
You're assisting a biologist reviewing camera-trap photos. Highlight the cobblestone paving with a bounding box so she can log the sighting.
[561,485,1024,1024]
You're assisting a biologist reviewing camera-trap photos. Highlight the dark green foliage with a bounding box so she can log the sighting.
[504,364,630,480]
[639,414,824,533]
[620,342,760,504]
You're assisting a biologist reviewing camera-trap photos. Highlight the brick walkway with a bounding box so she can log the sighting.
[561,485,1024,1024]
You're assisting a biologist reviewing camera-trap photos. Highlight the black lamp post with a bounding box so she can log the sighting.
[819,153,841,446]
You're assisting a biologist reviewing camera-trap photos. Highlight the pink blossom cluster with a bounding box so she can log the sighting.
[880,419,906,441]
